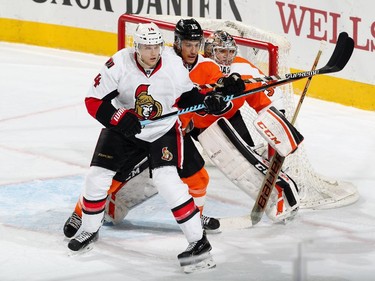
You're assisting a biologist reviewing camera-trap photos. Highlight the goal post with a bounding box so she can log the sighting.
[118,14,279,76]
[117,13,359,210]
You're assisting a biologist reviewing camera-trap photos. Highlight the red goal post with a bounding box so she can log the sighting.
[118,13,279,76]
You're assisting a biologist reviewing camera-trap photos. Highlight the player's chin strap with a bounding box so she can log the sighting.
[139,32,354,127]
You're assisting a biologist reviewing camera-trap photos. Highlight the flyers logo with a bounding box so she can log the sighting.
[264,87,275,97]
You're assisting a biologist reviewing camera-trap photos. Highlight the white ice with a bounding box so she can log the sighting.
[0,42,374,281]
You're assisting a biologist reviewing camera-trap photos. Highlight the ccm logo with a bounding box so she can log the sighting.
[256,121,281,145]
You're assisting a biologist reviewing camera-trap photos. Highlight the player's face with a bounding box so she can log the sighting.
[138,44,161,68]
[180,40,201,65]
[214,46,237,66]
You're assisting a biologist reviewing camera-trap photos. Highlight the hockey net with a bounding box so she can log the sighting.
[117,14,359,209]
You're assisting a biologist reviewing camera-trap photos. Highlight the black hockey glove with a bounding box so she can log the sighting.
[175,87,204,109]
[217,72,245,96]
[110,108,141,137]
[203,91,230,115]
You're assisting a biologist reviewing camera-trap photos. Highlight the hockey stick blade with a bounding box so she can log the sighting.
[319,32,354,73]
[324,32,349,69]
[140,32,354,127]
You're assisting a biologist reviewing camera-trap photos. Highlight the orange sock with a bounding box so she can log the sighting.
[181,167,209,215]
[72,179,126,218]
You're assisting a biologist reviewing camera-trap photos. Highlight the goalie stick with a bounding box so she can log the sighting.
[249,33,352,225]
[140,32,354,127]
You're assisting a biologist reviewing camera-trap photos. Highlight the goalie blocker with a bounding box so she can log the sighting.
[254,106,304,157]
[198,117,300,222]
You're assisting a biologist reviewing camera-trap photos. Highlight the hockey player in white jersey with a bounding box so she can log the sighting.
[66,22,233,272]
[63,19,246,239]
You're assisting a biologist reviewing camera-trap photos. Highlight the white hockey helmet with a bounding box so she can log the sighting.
[134,22,164,47]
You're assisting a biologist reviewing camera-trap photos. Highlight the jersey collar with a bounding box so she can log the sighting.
[135,53,162,78]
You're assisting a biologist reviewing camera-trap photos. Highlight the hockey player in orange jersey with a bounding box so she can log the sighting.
[192,30,278,145]
[172,19,246,232]
[196,30,300,222]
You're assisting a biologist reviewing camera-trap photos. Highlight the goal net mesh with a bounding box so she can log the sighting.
[118,14,359,209]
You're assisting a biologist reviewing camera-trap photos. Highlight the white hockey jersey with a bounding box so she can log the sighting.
[87,47,195,142]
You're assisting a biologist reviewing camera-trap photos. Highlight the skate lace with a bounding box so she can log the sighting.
[68,212,82,229]
[185,241,198,252]
[201,215,211,226]
[75,231,94,243]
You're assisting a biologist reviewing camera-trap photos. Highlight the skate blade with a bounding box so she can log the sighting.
[180,253,216,273]
[67,243,95,257]
[273,208,299,224]
[204,228,222,234]
[219,215,252,230]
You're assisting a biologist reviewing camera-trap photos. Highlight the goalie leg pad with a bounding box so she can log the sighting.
[198,117,300,222]
[104,168,157,224]
[254,106,304,157]
[104,158,157,224]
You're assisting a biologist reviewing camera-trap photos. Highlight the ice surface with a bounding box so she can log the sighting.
[0,42,374,281]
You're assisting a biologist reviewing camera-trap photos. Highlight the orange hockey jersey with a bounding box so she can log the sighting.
[190,56,272,129]
[179,54,223,130]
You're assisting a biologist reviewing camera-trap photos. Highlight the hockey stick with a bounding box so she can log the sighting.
[140,32,354,127]
[250,36,340,225]
[195,33,350,91]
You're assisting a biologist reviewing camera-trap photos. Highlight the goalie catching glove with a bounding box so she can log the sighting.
[176,87,230,115]
[254,106,304,157]
[203,91,231,115]
[217,72,245,96]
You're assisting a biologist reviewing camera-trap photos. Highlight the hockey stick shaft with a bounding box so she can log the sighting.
[195,33,346,91]
[140,32,353,127]
[291,42,325,124]
[250,42,326,225]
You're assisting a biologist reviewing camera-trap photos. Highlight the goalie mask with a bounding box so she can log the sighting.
[173,18,204,55]
[204,30,238,75]
[134,23,164,66]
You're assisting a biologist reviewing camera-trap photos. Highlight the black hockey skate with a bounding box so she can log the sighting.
[63,212,82,238]
[68,230,99,252]
[178,231,216,273]
[201,215,221,234]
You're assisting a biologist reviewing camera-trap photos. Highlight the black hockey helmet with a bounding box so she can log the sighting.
[174,18,203,54]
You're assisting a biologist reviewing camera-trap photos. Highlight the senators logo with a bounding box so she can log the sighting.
[134,84,162,120]
[161,147,173,161]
